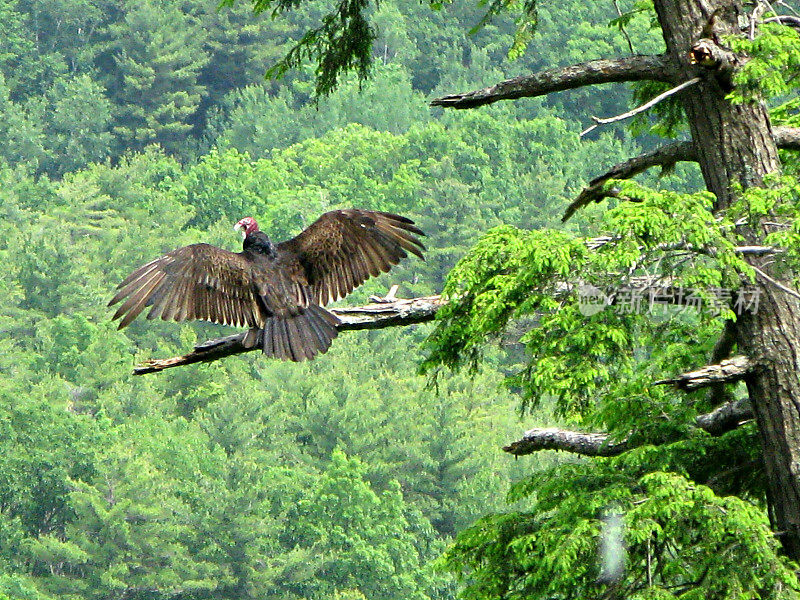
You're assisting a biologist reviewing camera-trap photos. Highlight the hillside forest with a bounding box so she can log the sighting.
[4,0,800,598]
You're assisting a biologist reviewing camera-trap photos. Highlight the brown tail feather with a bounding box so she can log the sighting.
[261,305,340,362]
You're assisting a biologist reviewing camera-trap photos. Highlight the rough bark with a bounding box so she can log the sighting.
[432,0,800,560]
[503,428,628,457]
[505,398,754,456]
[652,0,800,560]
[736,286,800,558]
[132,295,444,374]
[775,126,800,150]
[695,397,754,436]
[429,55,677,109]
[654,355,753,391]
[654,2,781,205]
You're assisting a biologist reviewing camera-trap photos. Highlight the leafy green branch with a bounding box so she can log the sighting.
[728,21,800,104]
[422,180,751,416]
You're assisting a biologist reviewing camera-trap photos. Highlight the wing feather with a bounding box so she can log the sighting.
[109,243,266,329]
[116,272,167,329]
[263,319,275,355]
[360,238,389,275]
[277,209,425,306]
[112,271,162,321]
[275,319,290,361]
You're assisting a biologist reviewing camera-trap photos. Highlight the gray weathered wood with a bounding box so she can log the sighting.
[504,397,754,456]
[133,295,444,375]
[654,356,754,391]
[430,55,677,109]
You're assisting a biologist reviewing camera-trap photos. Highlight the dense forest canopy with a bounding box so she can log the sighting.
[0,2,646,599]
[4,0,800,598]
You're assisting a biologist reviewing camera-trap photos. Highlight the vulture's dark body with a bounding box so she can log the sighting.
[242,231,276,258]
[109,209,425,362]
[238,229,339,361]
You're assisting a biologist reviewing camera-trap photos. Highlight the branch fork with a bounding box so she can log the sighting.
[506,356,757,457]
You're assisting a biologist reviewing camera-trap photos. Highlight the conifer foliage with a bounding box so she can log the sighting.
[4,0,800,599]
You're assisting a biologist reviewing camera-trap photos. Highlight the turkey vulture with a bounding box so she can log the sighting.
[109,210,425,362]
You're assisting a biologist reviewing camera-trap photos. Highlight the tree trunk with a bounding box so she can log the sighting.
[739,288,800,558]
[653,0,800,559]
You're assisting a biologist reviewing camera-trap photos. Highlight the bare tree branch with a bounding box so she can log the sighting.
[562,126,800,221]
[764,15,800,30]
[753,264,800,301]
[504,398,754,456]
[132,295,444,375]
[776,125,800,150]
[503,428,628,457]
[580,77,701,138]
[429,55,676,109]
[612,0,635,54]
[504,317,755,459]
[654,355,753,391]
[563,141,695,221]
[695,397,754,435]
[132,258,777,376]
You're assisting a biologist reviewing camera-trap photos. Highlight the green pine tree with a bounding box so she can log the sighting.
[105,0,208,155]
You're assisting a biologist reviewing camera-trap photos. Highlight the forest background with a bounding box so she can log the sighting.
[0,0,724,598]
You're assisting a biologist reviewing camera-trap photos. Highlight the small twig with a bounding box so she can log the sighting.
[751,265,800,301]
[750,2,767,39]
[581,77,702,137]
[764,14,800,28]
[612,0,635,54]
[763,0,778,16]
[370,283,399,303]
[777,1,800,17]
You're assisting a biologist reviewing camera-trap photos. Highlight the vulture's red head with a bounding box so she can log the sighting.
[234,217,259,239]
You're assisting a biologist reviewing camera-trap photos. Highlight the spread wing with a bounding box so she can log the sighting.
[109,244,265,329]
[277,210,425,306]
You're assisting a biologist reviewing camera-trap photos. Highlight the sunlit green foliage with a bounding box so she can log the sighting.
[419,8,800,600]
[423,181,749,410]
[425,172,800,594]
[442,465,798,599]
[0,119,564,597]
[5,1,794,599]
[0,0,639,179]
[729,21,800,104]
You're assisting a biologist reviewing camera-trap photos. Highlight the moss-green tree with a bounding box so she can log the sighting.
[104,0,208,154]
